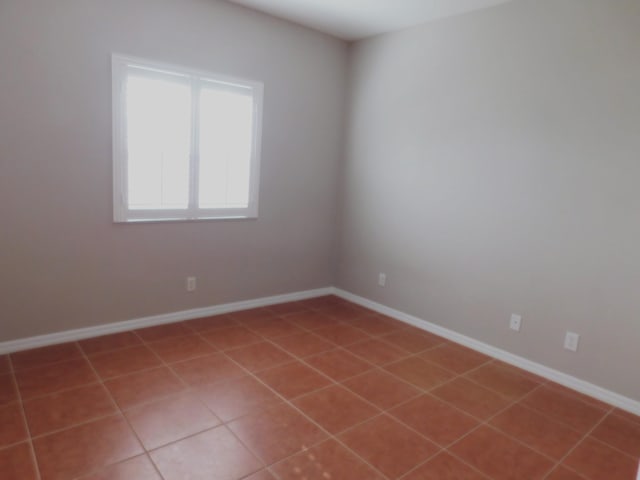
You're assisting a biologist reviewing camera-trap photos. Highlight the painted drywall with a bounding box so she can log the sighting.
[0,0,348,340]
[338,0,640,400]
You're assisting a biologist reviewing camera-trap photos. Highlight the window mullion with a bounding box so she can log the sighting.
[189,78,201,218]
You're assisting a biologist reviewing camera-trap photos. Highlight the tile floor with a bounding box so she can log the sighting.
[0,295,639,479]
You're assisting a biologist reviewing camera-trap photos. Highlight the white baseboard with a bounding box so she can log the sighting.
[331,287,640,417]
[0,287,333,355]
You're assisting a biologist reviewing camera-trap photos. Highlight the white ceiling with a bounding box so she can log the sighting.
[228,0,514,41]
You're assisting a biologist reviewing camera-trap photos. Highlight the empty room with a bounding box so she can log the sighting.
[1,0,639,479]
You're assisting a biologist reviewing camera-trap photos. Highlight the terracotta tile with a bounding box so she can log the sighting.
[0,442,38,480]
[304,349,373,382]
[489,404,583,459]
[384,357,454,390]
[450,426,554,480]
[89,345,162,379]
[419,343,491,374]
[15,358,98,400]
[545,466,588,480]
[323,303,372,321]
[170,353,245,386]
[380,329,446,353]
[591,413,640,458]
[293,385,380,434]
[79,455,161,479]
[343,314,404,336]
[0,373,18,406]
[348,338,409,366]
[390,394,479,446]
[613,408,640,426]
[299,295,343,309]
[545,382,612,410]
[151,425,263,479]
[491,361,549,384]
[147,334,216,364]
[268,301,309,315]
[105,366,185,409]
[11,342,82,371]
[197,375,280,422]
[466,363,541,400]
[0,355,10,374]
[135,323,191,342]
[34,414,143,480]
[564,437,638,480]
[257,361,332,399]
[183,314,238,332]
[228,402,327,465]
[125,392,220,449]
[522,385,608,433]
[229,307,276,322]
[0,403,28,448]
[285,311,342,330]
[200,326,262,350]
[225,341,294,373]
[244,470,278,480]
[339,414,439,479]
[270,331,334,358]
[78,332,142,355]
[431,378,510,420]
[248,319,304,339]
[272,439,385,480]
[343,369,421,410]
[23,383,116,436]
[403,452,489,480]
[313,323,371,346]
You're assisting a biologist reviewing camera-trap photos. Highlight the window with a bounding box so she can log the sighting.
[112,54,263,222]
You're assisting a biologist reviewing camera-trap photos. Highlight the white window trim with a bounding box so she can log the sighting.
[111,54,264,223]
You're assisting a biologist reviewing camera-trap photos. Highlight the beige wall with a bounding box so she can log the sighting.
[338,0,640,400]
[0,0,348,340]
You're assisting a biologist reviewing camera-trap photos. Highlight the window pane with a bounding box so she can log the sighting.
[199,86,253,209]
[126,74,191,210]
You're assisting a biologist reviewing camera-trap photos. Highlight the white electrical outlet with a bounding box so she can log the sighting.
[186,276,197,292]
[564,332,580,352]
[509,314,522,332]
[378,273,386,287]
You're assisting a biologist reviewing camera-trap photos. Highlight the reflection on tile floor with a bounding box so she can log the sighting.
[0,295,638,479]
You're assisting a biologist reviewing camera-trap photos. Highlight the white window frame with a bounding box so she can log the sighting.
[112,54,263,223]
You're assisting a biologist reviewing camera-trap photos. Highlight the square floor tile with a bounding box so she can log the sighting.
[313,324,371,346]
[590,412,640,458]
[521,385,608,433]
[268,301,309,316]
[197,375,280,422]
[150,425,262,480]
[125,393,220,449]
[343,314,404,336]
[79,455,161,480]
[78,332,142,356]
[348,338,409,366]
[170,353,245,386]
[403,452,489,479]
[389,394,479,446]
[564,436,638,480]
[34,415,143,480]
[293,385,380,434]
[380,330,445,353]
[244,470,278,480]
[0,442,38,480]
[419,343,491,374]
[88,345,162,379]
[229,307,276,322]
[304,349,372,382]
[431,378,511,420]
[489,404,583,459]
[0,355,11,375]
[270,331,334,358]
[11,342,82,371]
[105,367,185,409]
[259,360,331,397]
[545,466,588,480]
[271,439,385,480]
[200,326,262,350]
[384,357,454,390]
[343,369,421,410]
[449,426,554,480]
[0,374,18,406]
[23,383,116,436]
[15,358,98,400]
[225,342,294,373]
[339,414,439,479]
[228,403,327,465]
[284,311,342,330]
[0,403,28,448]
[183,314,238,332]
[248,320,304,339]
[134,323,191,342]
[465,362,541,400]
[147,334,216,364]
